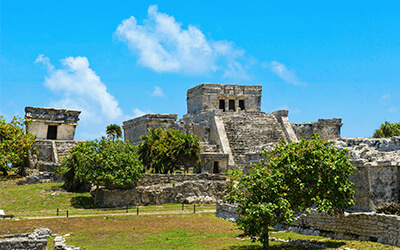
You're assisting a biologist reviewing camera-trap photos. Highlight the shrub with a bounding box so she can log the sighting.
[138,127,201,174]
[57,137,143,192]
[373,121,400,138]
[0,116,36,177]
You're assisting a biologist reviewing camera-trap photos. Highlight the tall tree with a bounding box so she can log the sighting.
[138,127,201,174]
[106,124,122,141]
[226,134,356,249]
[0,116,36,177]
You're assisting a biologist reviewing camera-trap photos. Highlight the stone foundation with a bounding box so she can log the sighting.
[0,228,51,250]
[93,173,229,207]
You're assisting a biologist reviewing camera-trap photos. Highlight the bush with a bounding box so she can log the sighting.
[57,137,143,192]
[373,121,400,138]
[0,116,36,177]
[138,127,201,174]
[376,203,400,216]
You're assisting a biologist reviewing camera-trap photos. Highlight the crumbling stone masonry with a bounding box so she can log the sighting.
[93,173,228,207]
[0,228,51,250]
[123,83,342,172]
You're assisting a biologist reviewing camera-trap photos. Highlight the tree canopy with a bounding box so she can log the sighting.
[0,116,36,177]
[138,127,201,174]
[373,121,400,138]
[226,134,356,249]
[106,124,122,140]
[57,137,143,192]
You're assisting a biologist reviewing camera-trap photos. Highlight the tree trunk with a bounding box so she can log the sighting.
[0,165,8,177]
[263,219,269,249]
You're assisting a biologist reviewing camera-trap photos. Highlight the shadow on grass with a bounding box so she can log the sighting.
[70,195,97,209]
[228,239,347,249]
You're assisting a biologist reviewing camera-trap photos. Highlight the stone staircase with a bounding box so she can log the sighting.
[222,111,287,167]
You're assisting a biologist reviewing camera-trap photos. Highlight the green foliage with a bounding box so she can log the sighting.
[376,203,400,216]
[138,127,201,174]
[226,134,356,248]
[373,121,400,138]
[0,116,36,177]
[106,124,122,140]
[57,137,143,191]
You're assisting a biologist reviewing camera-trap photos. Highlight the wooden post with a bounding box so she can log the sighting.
[137,207,139,215]
[126,206,128,213]
[194,204,196,213]
[182,203,184,210]
[66,210,69,218]
[57,208,59,216]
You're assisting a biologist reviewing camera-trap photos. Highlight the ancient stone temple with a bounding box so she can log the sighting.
[25,106,81,140]
[123,83,342,173]
[23,107,81,184]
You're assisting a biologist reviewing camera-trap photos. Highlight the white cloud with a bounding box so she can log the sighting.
[151,86,165,97]
[35,54,124,139]
[115,5,249,80]
[267,61,303,86]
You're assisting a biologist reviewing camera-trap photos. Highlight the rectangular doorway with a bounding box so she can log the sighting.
[47,125,57,140]
[219,100,225,112]
[213,161,219,173]
[229,100,235,111]
[239,100,245,110]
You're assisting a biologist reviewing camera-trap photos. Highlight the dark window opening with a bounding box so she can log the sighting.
[219,100,225,112]
[213,161,219,173]
[229,100,235,111]
[239,100,245,110]
[47,125,57,140]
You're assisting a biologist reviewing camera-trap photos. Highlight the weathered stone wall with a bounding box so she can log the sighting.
[215,200,239,222]
[93,173,229,207]
[123,114,177,145]
[288,209,400,247]
[0,228,51,250]
[292,118,342,140]
[334,137,400,211]
[186,84,262,114]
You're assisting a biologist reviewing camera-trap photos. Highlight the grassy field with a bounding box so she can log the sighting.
[0,178,214,217]
[0,178,398,249]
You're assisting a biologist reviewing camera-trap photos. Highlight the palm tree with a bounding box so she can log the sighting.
[106,124,122,141]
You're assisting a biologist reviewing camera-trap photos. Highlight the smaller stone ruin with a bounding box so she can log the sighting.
[22,107,82,184]
[25,106,80,140]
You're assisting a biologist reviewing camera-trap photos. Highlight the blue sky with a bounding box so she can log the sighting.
[1,1,400,140]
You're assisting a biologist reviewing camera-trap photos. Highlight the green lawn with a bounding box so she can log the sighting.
[0,178,397,249]
[0,178,214,217]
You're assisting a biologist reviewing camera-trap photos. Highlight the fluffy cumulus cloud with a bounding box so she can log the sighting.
[115,5,249,80]
[35,54,128,139]
[266,61,303,86]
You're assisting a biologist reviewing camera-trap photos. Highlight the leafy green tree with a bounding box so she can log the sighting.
[373,121,400,138]
[106,124,122,141]
[0,116,36,177]
[138,127,201,174]
[226,134,356,249]
[57,137,143,193]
